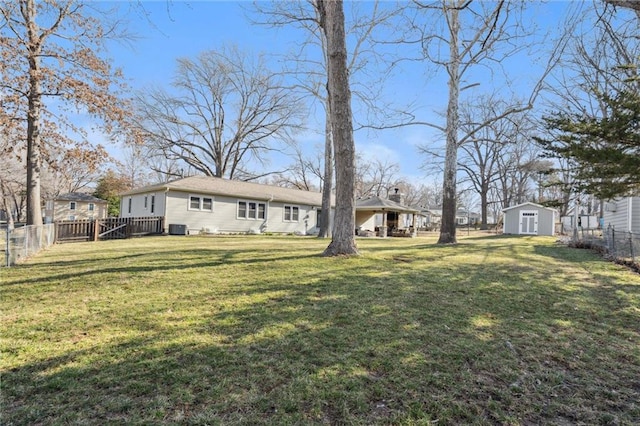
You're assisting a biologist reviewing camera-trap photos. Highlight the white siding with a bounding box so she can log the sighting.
[163,191,318,235]
[355,211,376,231]
[121,192,164,219]
[603,197,640,233]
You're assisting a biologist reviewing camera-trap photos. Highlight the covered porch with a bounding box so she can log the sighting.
[355,196,421,238]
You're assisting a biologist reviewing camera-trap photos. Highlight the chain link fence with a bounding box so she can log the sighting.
[601,226,639,264]
[1,224,56,267]
[572,226,639,267]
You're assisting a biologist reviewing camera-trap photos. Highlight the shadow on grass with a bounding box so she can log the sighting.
[2,249,322,288]
[3,238,640,425]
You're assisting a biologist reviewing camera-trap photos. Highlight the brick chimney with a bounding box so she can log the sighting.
[389,187,404,205]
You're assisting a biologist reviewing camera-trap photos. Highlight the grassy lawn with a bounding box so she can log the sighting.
[1,234,639,425]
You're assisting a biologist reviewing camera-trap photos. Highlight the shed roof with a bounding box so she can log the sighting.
[356,196,420,213]
[120,176,330,206]
[502,202,557,213]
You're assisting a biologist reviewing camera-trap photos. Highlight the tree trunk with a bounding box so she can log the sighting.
[318,0,358,256]
[25,0,43,226]
[318,100,333,238]
[438,6,460,245]
[480,182,488,230]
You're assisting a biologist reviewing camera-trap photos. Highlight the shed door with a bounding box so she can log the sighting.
[519,210,538,235]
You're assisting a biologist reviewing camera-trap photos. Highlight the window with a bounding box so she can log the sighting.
[284,205,299,222]
[68,215,76,220]
[237,200,266,220]
[190,196,200,210]
[150,195,156,214]
[144,196,148,209]
[189,195,213,212]
[88,203,95,212]
[127,198,132,214]
[69,202,76,210]
[238,201,247,218]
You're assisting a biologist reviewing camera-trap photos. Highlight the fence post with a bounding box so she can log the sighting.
[611,227,615,255]
[93,219,100,241]
[630,232,634,261]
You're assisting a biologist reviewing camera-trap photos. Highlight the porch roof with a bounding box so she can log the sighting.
[355,196,420,214]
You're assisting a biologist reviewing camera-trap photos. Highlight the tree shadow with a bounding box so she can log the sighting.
[3,238,640,424]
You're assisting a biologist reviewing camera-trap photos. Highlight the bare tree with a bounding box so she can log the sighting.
[355,157,401,198]
[409,1,566,243]
[0,151,26,226]
[40,145,110,199]
[268,146,323,191]
[318,0,358,256]
[1,0,134,225]
[604,0,640,16]
[133,46,304,181]
[252,1,404,238]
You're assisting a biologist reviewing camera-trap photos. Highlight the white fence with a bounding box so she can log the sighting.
[1,224,56,267]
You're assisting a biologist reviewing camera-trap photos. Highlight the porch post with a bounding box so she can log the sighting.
[379,211,387,238]
[411,213,417,237]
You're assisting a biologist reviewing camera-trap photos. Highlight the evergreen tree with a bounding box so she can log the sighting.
[536,89,640,199]
[93,171,132,217]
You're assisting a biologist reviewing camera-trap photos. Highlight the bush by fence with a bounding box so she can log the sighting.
[1,224,56,267]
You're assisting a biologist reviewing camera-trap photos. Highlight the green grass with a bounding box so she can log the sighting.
[1,234,639,425]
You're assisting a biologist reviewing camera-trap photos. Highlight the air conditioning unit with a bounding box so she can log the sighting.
[604,202,617,212]
[168,224,188,235]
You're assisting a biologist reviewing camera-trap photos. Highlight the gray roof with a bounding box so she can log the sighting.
[55,193,107,203]
[121,176,331,206]
[502,202,557,213]
[356,196,420,213]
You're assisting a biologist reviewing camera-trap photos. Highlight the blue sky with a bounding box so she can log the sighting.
[101,0,578,187]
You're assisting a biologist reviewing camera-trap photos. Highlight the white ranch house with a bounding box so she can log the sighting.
[120,176,332,235]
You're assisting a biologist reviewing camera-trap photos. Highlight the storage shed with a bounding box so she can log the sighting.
[502,202,557,236]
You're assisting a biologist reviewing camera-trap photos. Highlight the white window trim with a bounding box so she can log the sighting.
[69,201,77,211]
[284,205,300,222]
[237,200,267,220]
[88,203,95,212]
[188,194,214,212]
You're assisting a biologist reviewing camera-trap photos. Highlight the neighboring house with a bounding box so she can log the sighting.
[455,209,482,226]
[45,193,108,223]
[560,205,600,233]
[503,202,557,236]
[426,206,482,227]
[119,176,333,235]
[603,196,640,233]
